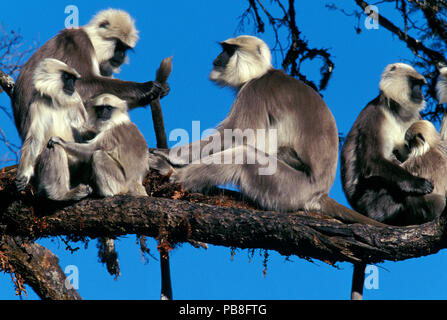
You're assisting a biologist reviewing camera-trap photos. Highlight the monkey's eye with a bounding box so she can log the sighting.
[99,21,110,29]
[416,133,425,142]
[220,42,238,56]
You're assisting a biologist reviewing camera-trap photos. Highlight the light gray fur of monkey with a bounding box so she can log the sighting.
[150,35,383,226]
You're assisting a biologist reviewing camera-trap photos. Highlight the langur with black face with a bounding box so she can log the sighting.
[14,9,168,190]
[341,63,438,226]
[48,93,150,278]
[20,58,93,200]
[150,35,382,226]
[48,94,150,198]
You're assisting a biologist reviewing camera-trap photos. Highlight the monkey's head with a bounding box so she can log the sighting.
[84,9,139,77]
[87,94,130,131]
[436,66,447,104]
[33,58,81,106]
[210,35,272,89]
[405,120,440,158]
[379,62,427,113]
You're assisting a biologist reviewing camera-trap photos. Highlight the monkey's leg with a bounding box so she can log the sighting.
[35,146,92,201]
[16,134,45,191]
[151,130,233,166]
[170,145,316,211]
[91,150,126,197]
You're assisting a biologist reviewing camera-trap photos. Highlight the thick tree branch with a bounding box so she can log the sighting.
[1,167,446,266]
[0,236,82,300]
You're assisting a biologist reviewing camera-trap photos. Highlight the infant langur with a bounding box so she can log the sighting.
[397,120,447,224]
[48,94,150,197]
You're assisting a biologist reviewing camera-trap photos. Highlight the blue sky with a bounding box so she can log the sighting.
[1,0,447,300]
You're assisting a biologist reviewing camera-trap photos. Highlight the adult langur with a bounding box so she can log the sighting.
[150,35,382,226]
[341,63,437,226]
[14,9,168,190]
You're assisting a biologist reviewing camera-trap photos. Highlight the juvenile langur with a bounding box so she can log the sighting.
[396,120,447,224]
[48,93,149,277]
[341,63,437,225]
[48,94,150,197]
[150,35,382,226]
[18,58,93,200]
[14,9,168,190]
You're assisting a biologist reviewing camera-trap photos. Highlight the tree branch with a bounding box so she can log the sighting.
[0,236,82,300]
[1,167,446,266]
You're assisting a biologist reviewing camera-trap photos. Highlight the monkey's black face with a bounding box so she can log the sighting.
[110,40,132,68]
[100,39,132,77]
[213,43,238,69]
[62,71,77,96]
[409,77,425,103]
[94,105,115,121]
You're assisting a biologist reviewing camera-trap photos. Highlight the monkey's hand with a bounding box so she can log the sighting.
[148,152,175,176]
[398,177,434,195]
[141,81,163,105]
[47,136,66,149]
[160,82,170,99]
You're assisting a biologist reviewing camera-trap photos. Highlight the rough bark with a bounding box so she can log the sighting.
[0,236,82,300]
[1,166,446,266]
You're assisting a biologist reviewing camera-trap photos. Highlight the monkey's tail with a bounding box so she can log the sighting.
[156,56,173,84]
[319,195,386,227]
[97,237,121,279]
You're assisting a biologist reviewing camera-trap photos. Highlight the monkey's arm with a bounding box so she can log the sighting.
[76,76,167,110]
[15,104,48,190]
[365,156,433,195]
[48,137,101,162]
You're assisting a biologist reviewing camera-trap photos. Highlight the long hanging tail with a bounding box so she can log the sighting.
[319,195,386,227]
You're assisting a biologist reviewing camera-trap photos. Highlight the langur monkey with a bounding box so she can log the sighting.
[48,93,150,277]
[18,58,93,200]
[48,94,150,198]
[150,35,382,226]
[341,63,438,225]
[14,9,168,190]
[397,120,447,224]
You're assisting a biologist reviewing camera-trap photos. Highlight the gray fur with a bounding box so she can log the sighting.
[398,120,447,224]
[49,94,150,198]
[151,35,382,225]
[16,58,93,200]
[341,63,436,225]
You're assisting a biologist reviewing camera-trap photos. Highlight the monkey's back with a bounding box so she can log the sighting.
[14,29,95,139]
[223,69,339,188]
[100,122,149,181]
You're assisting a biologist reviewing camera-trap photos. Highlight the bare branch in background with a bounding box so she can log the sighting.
[239,0,334,93]
[0,24,35,77]
[329,0,447,122]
